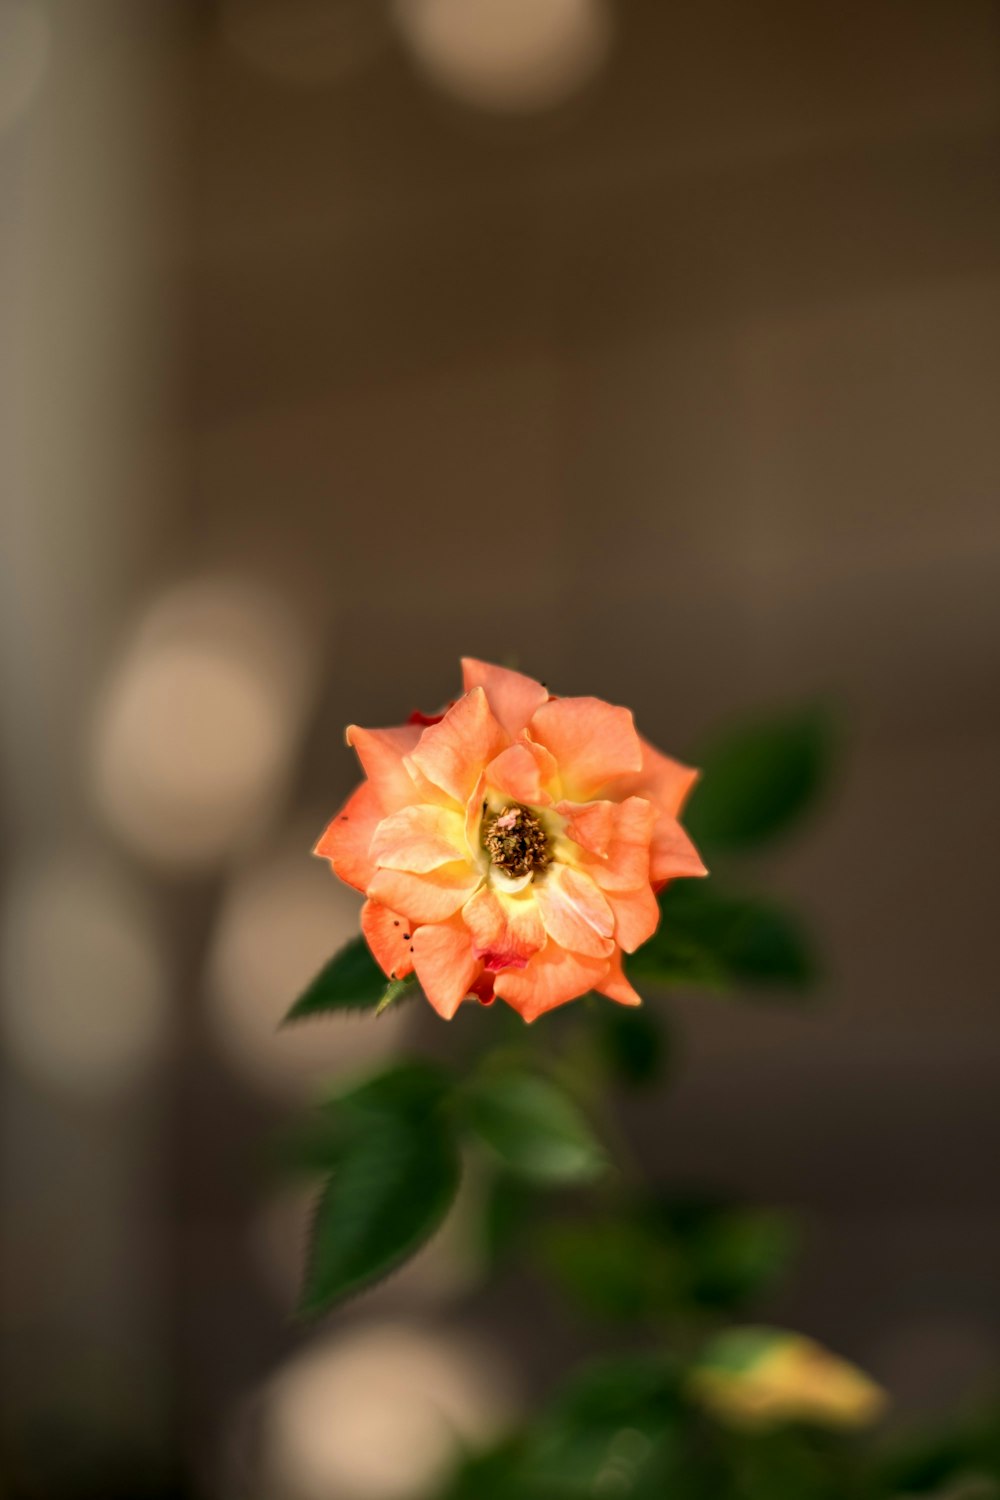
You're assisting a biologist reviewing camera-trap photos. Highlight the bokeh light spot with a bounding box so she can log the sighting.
[0,848,169,1099]
[207,837,411,1100]
[392,0,612,113]
[256,1321,516,1500]
[0,0,49,135]
[90,577,315,870]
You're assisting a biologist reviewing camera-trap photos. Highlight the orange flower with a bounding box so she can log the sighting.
[315,660,706,1023]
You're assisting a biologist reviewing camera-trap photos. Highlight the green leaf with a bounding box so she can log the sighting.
[340,1058,450,1116]
[684,1209,799,1310]
[597,1004,670,1088]
[535,1199,797,1325]
[463,1071,607,1185]
[535,1218,668,1323]
[875,1402,1000,1495]
[703,1424,857,1500]
[686,707,835,853]
[375,977,412,1015]
[632,881,818,993]
[298,1061,460,1315]
[438,1441,532,1500]
[283,936,416,1023]
[482,1171,540,1268]
[524,1355,679,1496]
[715,901,816,989]
[642,1196,799,1312]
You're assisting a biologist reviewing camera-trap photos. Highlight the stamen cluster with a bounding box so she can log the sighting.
[483,804,550,879]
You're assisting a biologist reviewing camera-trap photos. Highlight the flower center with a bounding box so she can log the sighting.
[483,804,550,879]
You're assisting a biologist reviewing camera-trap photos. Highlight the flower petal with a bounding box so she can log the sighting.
[650,815,708,888]
[314,782,381,892]
[464,771,489,863]
[412,917,481,1020]
[346,722,427,812]
[535,865,615,959]
[368,863,482,924]
[494,941,611,1024]
[461,658,549,737]
[606,881,660,952]
[610,734,700,819]
[577,796,657,894]
[370,804,468,873]
[555,798,616,857]
[408,687,506,806]
[463,884,545,971]
[529,697,643,798]
[361,898,415,980]
[597,950,643,1008]
[486,741,558,806]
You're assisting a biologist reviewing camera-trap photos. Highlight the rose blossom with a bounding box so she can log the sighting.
[316,660,706,1023]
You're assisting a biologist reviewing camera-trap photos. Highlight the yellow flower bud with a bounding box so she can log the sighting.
[689,1326,888,1432]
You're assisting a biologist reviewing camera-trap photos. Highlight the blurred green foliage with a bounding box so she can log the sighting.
[534,1198,798,1326]
[439,1347,899,1500]
[279,701,1000,1499]
[462,1069,607,1185]
[684,706,834,854]
[632,880,818,994]
[596,1003,671,1088]
[877,1409,1000,1496]
[282,705,833,1322]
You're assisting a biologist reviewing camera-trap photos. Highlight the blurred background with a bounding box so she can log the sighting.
[2,0,999,1494]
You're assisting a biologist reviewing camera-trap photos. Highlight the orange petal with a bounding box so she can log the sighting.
[408,687,506,806]
[370,804,468,873]
[650,815,708,888]
[346,723,426,812]
[577,796,657,894]
[463,884,545,971]
[597,949,643,1008]
[313,782,381,892]
[606,881,660,953]
[464,771,488,862]
[486,741,557,806]
[361,899,415,980]
[368,863,482,924]
[412,917,481,1020]
[529,697,643,798]
[461,658,549,737]
[610,734,700,819]
[494,941,610,1024]
[555,799,616,857]
[535,865,615,959]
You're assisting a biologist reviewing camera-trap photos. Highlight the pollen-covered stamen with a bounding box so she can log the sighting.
[483,804,550,879]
